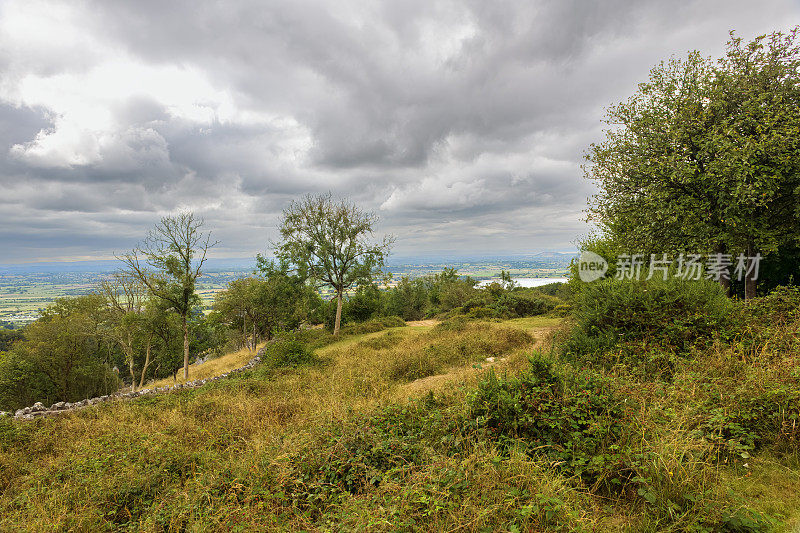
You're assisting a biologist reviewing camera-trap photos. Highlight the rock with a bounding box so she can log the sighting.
[0,412,8,418]
[31,402,46,412]
[52,402,65,410]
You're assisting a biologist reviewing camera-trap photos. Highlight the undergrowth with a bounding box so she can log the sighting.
[1,285,799,531]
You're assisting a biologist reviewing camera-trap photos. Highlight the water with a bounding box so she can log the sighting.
[477,277,569,287]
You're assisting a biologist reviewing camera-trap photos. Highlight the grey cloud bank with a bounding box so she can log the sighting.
[1,0,799,262]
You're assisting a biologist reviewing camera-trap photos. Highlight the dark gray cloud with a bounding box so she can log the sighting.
[1,0,799,262]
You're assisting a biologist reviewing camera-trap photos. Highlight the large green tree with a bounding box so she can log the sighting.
[586,29,800,298]
[276,193,393,336]
[214,258,317,348]
[0,295,121,411]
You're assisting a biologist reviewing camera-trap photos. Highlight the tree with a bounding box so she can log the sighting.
[276,193,393,336]
[213,259,317,350]
[0,295,120,411]
[253,257,319,336]
[119,212,216,378]
[213,276,261,351]
[101,272,150,391]
[586,29,800,299]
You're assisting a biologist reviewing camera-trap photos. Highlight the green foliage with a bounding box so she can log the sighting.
[342,315,405,335]
[562,278,735,375]
[119,211,216,378]
[0,295,121,411]
[382,276,430,320]
[276,193,393,335]
[261,334,319,368]
[2,286,800,530]
[586,30,800,293]
[468,355,631,488]
[487,288,561,318]
[285,415,428,509]
[215,259,319,348]
[0,329,23,353]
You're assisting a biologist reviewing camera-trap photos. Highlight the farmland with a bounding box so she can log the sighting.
[0,255,573,327]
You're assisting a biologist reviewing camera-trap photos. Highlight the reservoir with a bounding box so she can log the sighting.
[477,277,569,287]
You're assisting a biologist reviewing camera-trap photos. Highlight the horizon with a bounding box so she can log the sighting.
[0,250,579,273]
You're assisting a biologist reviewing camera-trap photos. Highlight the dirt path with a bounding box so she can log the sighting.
[405,319,439,327]
[400,321,560,397]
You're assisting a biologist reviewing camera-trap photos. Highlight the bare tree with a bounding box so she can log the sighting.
[119,212,216,379]
[276,193,393,336]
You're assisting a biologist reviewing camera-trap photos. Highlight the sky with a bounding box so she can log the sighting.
[1,0,799,263]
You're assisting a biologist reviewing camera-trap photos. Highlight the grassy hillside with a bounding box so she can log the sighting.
[1,285,799,531]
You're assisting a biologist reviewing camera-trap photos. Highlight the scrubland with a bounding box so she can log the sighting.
[1,280,799,532]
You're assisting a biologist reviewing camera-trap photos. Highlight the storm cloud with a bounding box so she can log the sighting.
[1,0,798,262]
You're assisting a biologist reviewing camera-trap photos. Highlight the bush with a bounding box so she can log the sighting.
[562,278,735,373]
[343,316,405,335]
[490,290,561,318]
[261,335,319,368]
[468,354,632,489]
[284,413,431,509]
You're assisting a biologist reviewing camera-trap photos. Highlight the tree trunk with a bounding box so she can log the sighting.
[128,354,136,392]
[138,337,152,389]
[745,243,757,301]
[126,333,136,392]
[333,289,343,337]
[182,314,190,379]
[252,322,257,352]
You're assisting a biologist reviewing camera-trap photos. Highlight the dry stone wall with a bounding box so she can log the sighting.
[0,349,265,421]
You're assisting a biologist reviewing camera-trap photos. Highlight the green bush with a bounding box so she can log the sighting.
[700,377,800,458]
[343,316,405,335]
[748,285,800,320]
[261,335,319,368]
[284,412,432,509]
[468,354,633,489]
[490,290,561,318]
[562,278,735,370]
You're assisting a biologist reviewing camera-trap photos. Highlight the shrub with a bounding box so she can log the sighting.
[284,415,430,510]
[261,335,319,368]
[343,316,405,335]
[468,354,633,489]
[490,290,561,318]
[700,377,800,457]
[562,278,735,372]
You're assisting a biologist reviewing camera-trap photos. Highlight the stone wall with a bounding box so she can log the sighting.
[0,350,264,421]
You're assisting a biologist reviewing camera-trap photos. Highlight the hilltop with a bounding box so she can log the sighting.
[1,279,799,531]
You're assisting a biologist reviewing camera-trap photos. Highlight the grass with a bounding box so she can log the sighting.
[1,296,799,531]
[146,343,265,389]
[0,320,542,530]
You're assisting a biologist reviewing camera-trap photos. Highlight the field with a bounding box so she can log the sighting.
[0,255,574,327]
[1,296,799,531]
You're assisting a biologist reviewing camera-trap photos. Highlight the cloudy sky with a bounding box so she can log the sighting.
[1,0,799,263]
